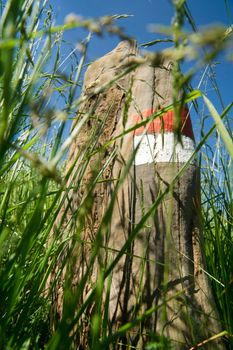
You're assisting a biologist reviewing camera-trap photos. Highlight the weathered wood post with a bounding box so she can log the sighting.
[53,41,224,349]
[107,48,224,349]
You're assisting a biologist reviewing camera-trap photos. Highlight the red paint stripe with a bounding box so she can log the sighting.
[133,107,194,140]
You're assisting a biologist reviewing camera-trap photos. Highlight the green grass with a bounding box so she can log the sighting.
[0,0,232,349]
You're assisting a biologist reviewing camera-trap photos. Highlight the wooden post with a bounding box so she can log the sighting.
[52,41,225,349]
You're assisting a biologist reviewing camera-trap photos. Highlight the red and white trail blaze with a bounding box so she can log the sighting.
[133,107,195,165]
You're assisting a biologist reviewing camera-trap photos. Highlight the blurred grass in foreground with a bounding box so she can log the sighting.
[0,0,232,349]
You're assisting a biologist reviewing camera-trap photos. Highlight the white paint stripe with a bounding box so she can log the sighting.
[134,133,195,165]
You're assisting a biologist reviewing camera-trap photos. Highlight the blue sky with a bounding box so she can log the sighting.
[51,1,233,57]
[49,0,233,141]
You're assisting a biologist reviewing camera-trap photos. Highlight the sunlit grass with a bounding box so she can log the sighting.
[0,0,232,349]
